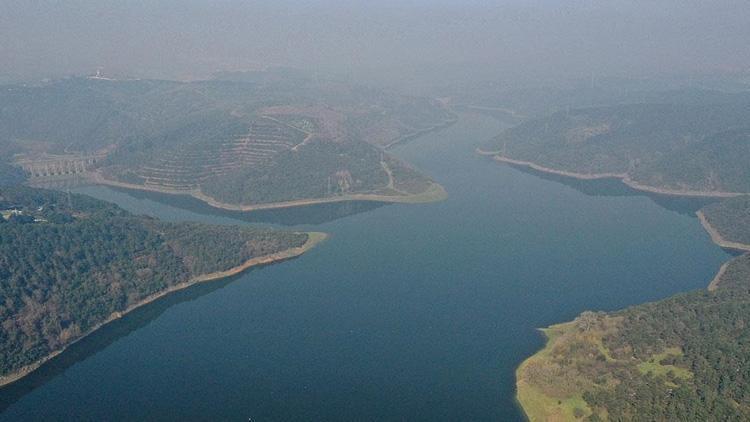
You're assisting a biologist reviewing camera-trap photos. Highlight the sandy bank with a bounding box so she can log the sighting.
[622,178,741,199]
[91,171,447,212]
[487,153,743,198]
[707,260,731,292]
[491,154,627,180]
[697,211,750,254]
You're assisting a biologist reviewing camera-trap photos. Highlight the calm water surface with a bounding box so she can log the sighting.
[0,113,731,421]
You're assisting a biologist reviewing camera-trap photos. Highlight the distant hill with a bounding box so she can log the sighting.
[449,74,750,119]
[630,129,750,193]
[483,91,750,194]
[0,71,453,207]
[0,186,314,383]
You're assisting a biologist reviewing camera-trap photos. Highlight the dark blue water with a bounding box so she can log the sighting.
[0,113,731,421]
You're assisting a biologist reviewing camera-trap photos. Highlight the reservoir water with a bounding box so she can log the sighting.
[0,113,731,421]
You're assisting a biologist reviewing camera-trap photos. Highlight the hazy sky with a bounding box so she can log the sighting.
[2,0,749,85]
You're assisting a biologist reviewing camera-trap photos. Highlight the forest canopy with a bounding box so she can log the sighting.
[0,186,308,378]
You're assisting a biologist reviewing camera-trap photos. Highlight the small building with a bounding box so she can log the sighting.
[1,209,24,220]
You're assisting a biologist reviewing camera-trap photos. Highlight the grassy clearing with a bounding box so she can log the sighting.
[517,382,591,422]
[637,347,692,380]
[516,321,595,421]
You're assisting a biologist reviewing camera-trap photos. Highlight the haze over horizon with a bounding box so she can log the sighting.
[2,0,750,87]
[4,2,750,421]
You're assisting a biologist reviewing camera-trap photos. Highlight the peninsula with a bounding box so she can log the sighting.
[475,88,750,420]
[481,94,750,198]
[1,71,453,210]
[0,186,325,388]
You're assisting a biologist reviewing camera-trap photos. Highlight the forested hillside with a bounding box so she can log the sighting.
[0,71,452,206]
[701,195,750,246]
[0,187,309,380]
[630,129,750,193]
[484,90,750,193]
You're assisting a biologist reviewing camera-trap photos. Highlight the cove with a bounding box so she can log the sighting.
[0,112,731,421]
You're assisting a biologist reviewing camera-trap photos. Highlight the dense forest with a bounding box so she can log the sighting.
[0,186,308,379]
[584,253,750,420]
[631,129,750,194]
[517,196,750,421]
[484,90,750,193]
[701,195,750,246]
[200,138,390,204]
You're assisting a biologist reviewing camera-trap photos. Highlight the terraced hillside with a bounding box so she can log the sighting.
[105,117,307,192]
[0,70,451,208]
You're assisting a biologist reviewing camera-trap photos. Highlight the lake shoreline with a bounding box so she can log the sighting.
[90,171,447,212]
[697,211,750,254]
[515,323,591,421]
[707,260,731,291]
[0,232,327,389]
[484,151,748,420]
[480,151,743,198]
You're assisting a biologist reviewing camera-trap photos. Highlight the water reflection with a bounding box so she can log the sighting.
[0,186,387,411]
[0,273,243,412]
[104,187,389,226]
[499,161,720,216]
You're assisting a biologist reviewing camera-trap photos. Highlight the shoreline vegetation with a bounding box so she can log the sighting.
[477,149,743,198]
[0,232,327,389]
[707,260,730,292]
[697,210,750,254]
[1,106,451,393]
[515,323,593,422]
[479,150,750,420]
[90,171,448,212]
